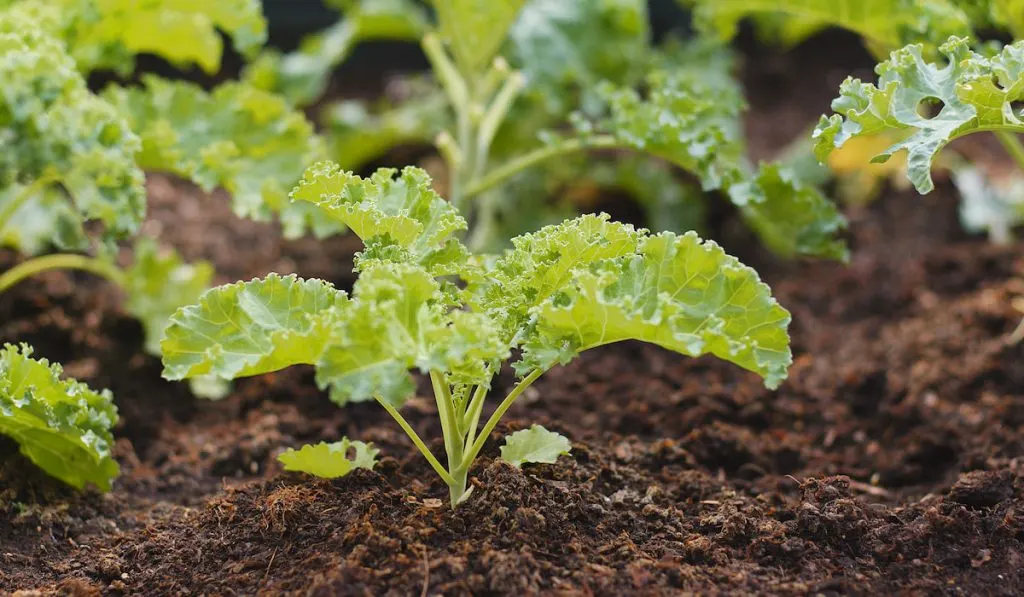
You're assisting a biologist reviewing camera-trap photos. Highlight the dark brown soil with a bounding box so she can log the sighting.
[3,34,1024,596]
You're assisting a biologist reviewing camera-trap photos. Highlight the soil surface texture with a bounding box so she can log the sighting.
[2,34,1024,596]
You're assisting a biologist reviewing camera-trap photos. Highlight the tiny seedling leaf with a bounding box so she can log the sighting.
[278,438,379,479]
[500,424,571,468]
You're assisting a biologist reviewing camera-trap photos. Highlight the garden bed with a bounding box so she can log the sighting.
[2,35,1023,596]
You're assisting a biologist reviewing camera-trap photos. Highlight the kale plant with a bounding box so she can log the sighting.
[161,165,793,507]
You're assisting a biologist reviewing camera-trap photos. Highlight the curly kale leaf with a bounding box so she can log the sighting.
[104,77,335,238]
[0,344,119,490]
[0,15,145,250]
[813,36,1024,194]
[3,0,266,75]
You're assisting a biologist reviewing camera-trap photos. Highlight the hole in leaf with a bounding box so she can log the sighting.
[916,96,945,120]
[1009,101,1024,120]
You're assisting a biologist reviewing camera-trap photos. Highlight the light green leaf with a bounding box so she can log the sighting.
[577,58,747,192]
[316,263,507,406]
[953,164,1024,243]
[687,0,972,55]
[813,36,1024,194]
[278,438,379,479]
[104,76,334,238]
[467,213,644,344]
[500,424,571,467]
[433,0,526,72]
[729,163,849,261]
[485,216,792,388]
[324,93,447,171]
[0,185,88,254]
[291,165,468,271]
[160,274,350,382]
[507,0,649,116]
[0,16,146,243]
[989,0,1024,38]
[245,0,427,106]
[122,238,214,356]
[0,344,119,490]
[12,0,267,75]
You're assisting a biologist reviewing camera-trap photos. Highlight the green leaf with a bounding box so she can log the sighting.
[953,164,1024,243]
[104,76,335,238]
[245,0,427,106]
[0,185,88,254]
[989,0,1024,38]
[291,165,468,272]
[576,58,747,192]
[0,344,119,490]
[687,0,972,55]
[278,438,379,479]
[813,36,1024,194]
[432,0,526,72]
[467,213,644,344]
[478,215,792,388]
[507,0,649,116]
[324,93,447,171]
[316,263,507,406]
[0,16,146,243]
[729,163,849,261]
[13,0,267,75]
[122,238,214,356]
[161,264,507,406]
[160,274,350,382]
[500,424,571,467]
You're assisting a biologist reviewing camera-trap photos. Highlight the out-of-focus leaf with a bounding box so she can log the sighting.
[0,13,146,245]
[324,92,447,171]
[686,0,972,56]
[729,163,849,261]
[954,164,1024,243]
[122,238,214,356]
[507,0,649,116]
[4,0,266,75]
[245,0,427,106]
[0,186,88,254]
[104,76,336,238]
[433,0,526,72]
[0,343,119,490]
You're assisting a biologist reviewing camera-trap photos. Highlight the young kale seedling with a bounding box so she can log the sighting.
[160,165,793,507]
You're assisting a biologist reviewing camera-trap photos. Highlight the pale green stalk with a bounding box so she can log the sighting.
[0,253,125,294]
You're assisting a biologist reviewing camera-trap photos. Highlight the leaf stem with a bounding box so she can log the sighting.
[995,131,1024,173]
[430,370,463,469]
[459,368,544,471]
[372,393,457,487]
[461,383,490,449]
[0,253,126,295]
[463,135,620,200]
